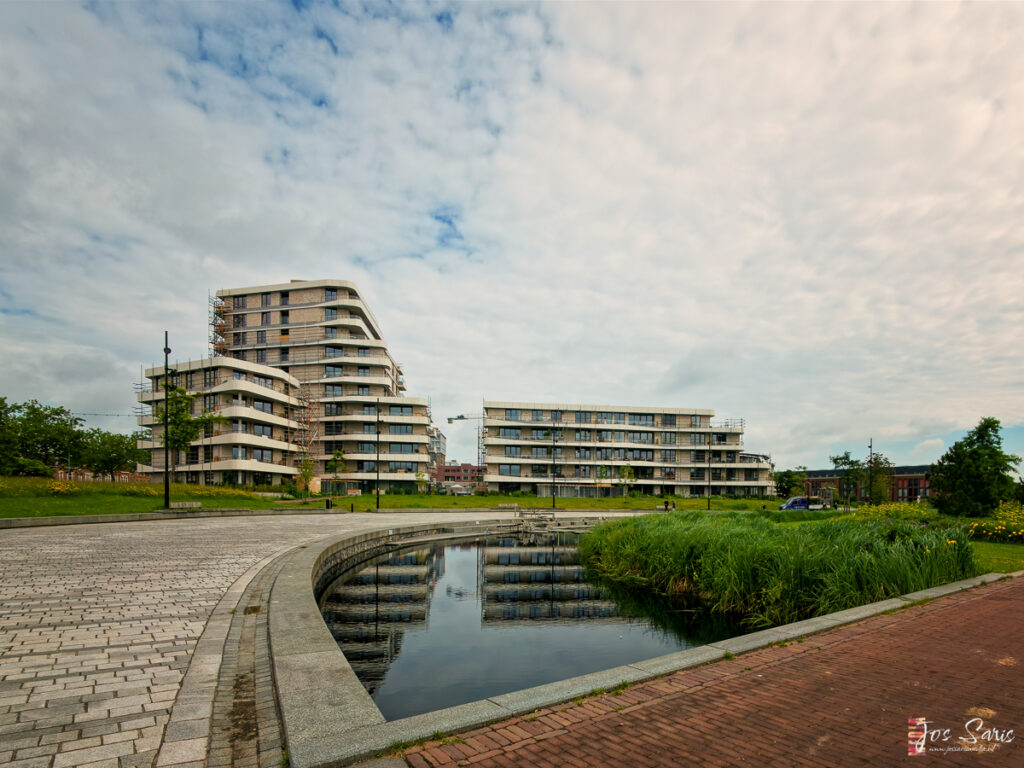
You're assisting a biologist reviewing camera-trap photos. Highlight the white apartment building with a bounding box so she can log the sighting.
[212,280,430,492]
[136,358,303,486]
[482,401,773,497]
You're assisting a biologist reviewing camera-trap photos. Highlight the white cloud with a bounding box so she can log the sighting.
[1,1,1023,465]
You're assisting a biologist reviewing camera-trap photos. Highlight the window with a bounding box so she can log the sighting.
[389,461,416,473]
[575,429,590,441]
[256,330,266,344]
[629,414,654,426]
[203,369,216,388]
[358,367,369,377]
[255,349,266,363]
[232,446,248,460]
[390,443,416,454]
[233,351,246,361]
[662,414,677,426]
[363,424,377,434]
[389,424,412,435]
[357,461,375,472]
[325,365,343,378]
[626,449,654,462]
[661,432,676,445]
[233,332,245,345]
[279,348,289,362]
[691,450,706,462]
[691,468,705,481]
[254,375,272,388]
[324,422,344,436]
[576,465,591,477]
[358,347,370,357]
[499,464,521,476]
[505,446,521,457]
[390,405,413,416]
[233,314,246,328]
[325,347,343,358]
[261,312,271,327]
[325,307,338,321]
[279,311,289,325]
[551,410,562,423]
[627,431,653,444]
[325,327,337,339]
[505,409,521,421]
[532,410,544,422]
[261,293,271,307]
[574,411,591,424]
[574,448,591,459]
[357,442,375,453]
[325,288,337,301]
[252,448,272,462]
[691,433,706,445]
[253,424,272,438]
[597,412,613,424]
[324,403,343,416]
[362,405,377,415]
[499,427,521,439]
[596,448,613,461]
[357,386,370,396]
[532,447,549,458]
[712,433,728,445]
[280,292,289,306]
[690,415,702,428]
[662,450,676,462]
[253,401,272,414]
[233,296,246,309]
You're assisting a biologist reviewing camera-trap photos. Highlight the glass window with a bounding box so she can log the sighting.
[357,442,375,453]
[232,446,247,460]
[358,367,369,377]
[233,296,246,309]
[261,312,271,326]
[690,415,702,428]
[627,431,653,444]
[325,308,338,321]
[233,332,245,345]
[280,292,289,306]
[261,293,271,307]
[551,410,562,423]
[499,464,521,476]
[255,349,266,363]
[233,314,246,328]
[362,405,377,415]
[253,424,272,438]
[499,428,521,439]
[256,330,266,344]
[389,443,416,454]
[389,424,412,434]
[661,432,676,445]
[629,414,654,426]
[505,409,521,421]
[358,347,370,357]
[532,410,544,422]
[662,414,677,426]
[389,405,413,416]
[357,386,370,396]
[325,365,343,378]
[253,401,272,414]
[575,430,590,441]
[325,347,343,358]
[325,288,337,301]
[505,446,521,457]
[691,433,706,445]
[363,423,376,434]
[325,327,338,339]
[662,450,676,462]
[279,311,289,325]
[574,411,590,424]
[323,403,343,416]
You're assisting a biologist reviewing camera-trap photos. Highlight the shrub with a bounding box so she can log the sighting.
[578,512,977,628]
[966,501,1024,543]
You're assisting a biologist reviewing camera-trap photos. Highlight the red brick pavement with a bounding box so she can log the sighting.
[403,577,1024,767]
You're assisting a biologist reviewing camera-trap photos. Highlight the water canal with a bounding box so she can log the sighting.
[318,532,741,720]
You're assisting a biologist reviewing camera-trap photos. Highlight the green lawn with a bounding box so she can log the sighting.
[972,541,1024,573]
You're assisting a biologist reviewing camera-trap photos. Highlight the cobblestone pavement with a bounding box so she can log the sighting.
[0,512,516,768]
[404,576,1024,768]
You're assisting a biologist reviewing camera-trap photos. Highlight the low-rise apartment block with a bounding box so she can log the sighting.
[136,358,303,486]
[482,401,772,497]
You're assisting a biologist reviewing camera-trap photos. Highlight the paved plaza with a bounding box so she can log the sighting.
[2,513,1022,768]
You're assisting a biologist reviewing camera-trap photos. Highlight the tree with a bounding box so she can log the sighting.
[326,449,347,495]
[774,469,806,498]
[829,451,864,511]
[81,429,147,481]
[929,417,1021,517]
[616,464,635,496]
[151,387,225,481]
[863,451,894,505]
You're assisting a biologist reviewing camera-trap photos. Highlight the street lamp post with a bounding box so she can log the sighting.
[163,331,172,510]
[448,413,485,495]
[550,426,560,509]
[375,397,381,510]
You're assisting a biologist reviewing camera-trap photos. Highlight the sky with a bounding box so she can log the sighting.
[1,1,1023,471]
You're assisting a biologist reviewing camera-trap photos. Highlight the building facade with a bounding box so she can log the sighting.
[803,465,931,503]
[482,402,773,497]
[210,280,430,493]
[136,357,303,486]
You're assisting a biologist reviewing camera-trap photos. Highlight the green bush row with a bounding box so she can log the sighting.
[578,512,977,629]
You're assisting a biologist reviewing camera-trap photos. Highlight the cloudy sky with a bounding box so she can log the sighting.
[2,1,1023,471]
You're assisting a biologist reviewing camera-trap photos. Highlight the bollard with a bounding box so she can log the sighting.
[326,498,333,510]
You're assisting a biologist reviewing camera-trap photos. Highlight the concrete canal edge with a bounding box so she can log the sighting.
[267,521,1009,768]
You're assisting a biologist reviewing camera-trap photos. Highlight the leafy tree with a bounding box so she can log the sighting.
[81,429,147,481]
[326,449,347,494]
[774,469,806,498]
[829,451,864,511]
[863,452,894,505]
[151,387,226,480]
[0,397,16,475]
[929,418,1021,517]
[616,464,635,496]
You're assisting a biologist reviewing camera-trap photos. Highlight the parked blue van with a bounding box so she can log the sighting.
[778,496,825,511]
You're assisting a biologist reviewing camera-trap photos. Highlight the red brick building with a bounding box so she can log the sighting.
[435,462,484,484]
[802,464,931,502]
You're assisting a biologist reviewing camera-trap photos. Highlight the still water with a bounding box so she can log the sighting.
[318,532,739,720]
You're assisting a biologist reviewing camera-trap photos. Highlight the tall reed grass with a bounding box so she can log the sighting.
[578,512,977,628]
